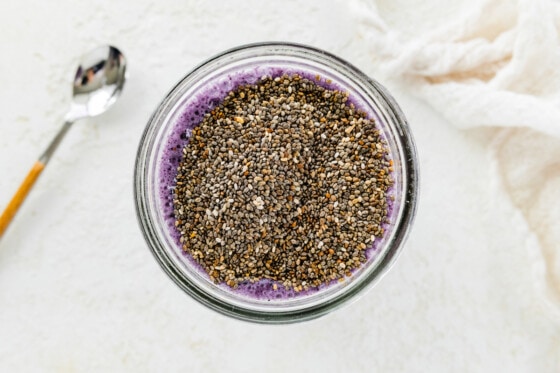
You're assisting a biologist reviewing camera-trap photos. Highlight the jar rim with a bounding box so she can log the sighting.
[134,42,419,324]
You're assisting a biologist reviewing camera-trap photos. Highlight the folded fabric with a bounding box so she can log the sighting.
[349,0,560,319]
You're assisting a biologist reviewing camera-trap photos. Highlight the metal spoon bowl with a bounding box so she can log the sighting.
[70,46,126,120]
[0,45,127,237]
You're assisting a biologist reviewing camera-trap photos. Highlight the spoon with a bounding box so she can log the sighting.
[0,45,126,237]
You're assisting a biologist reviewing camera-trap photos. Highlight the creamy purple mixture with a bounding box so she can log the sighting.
[158,66,395,300]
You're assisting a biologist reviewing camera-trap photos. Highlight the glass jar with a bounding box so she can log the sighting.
[134,42,419,324]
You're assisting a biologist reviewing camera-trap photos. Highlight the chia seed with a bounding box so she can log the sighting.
[173,74,393,291]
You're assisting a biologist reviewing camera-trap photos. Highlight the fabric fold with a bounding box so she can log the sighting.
[349,0,560,319]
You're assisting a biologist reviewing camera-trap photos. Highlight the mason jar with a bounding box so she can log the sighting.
[134,42,419,324]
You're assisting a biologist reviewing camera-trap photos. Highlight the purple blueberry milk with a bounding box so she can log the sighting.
[158,65,396,301]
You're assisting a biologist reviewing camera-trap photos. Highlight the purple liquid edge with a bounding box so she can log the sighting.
[158,66,396,301]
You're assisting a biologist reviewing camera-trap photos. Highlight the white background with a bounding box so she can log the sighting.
[0,0,558,371]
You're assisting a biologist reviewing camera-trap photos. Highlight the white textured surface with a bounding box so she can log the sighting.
[0,0,558,372]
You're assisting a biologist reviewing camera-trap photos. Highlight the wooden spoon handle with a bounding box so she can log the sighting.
[0,161,45,237]
[0,120,73,238]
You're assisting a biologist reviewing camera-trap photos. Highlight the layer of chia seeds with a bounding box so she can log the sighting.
[158,66,395,300]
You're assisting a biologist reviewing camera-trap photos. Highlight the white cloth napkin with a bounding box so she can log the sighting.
[349,0,560,319]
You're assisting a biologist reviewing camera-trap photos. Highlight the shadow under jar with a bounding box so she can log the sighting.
[134,42,419,324]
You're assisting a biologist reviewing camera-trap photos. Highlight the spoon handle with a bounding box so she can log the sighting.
[0,161,45,237]
[0,121,73,238]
